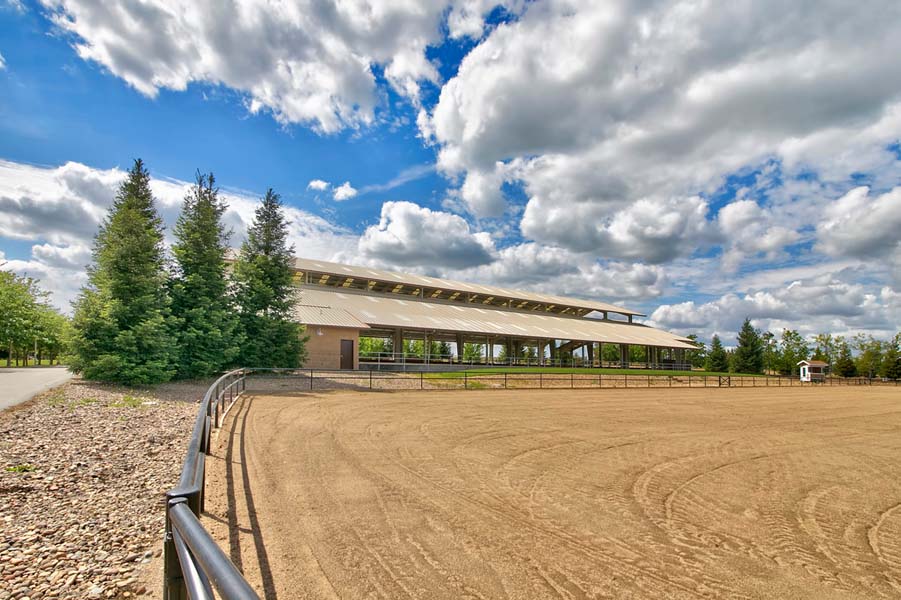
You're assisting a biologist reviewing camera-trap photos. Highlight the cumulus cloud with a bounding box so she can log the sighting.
[428,0,901,263]
[456,243,667,303]
[716,200,802,271]
[332,181,358,201]
[0,159,356,311]
[39,0,517,132]
[0,51,6,70]
[817,186,901,261]
[307,179,329,191]
[649,270,900,343]
[359,201,495,269]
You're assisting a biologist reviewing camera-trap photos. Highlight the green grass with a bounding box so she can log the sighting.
[0,358,65,367]
[425,367,769,379]
[110,394,145,408]
[5,464,37,473]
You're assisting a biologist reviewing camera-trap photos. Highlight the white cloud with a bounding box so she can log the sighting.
[0,51,6,70]
[307,179,329,191]
[39,0,516,133]
[648,269,901,343]
[716,200,802,271]
[0,159,356,311]
[332,181,358,201]
[427,0,901,264]
[455,243,667,303]
[359,201,495,269]
[817,186,901,261]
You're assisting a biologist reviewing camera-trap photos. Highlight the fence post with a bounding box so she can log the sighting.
[505,372,508,389]
[369,370,373,390]
[310,369,314,390]
[625,374,628,388]
[571,373,574,389]
[464,371,468,390]
[539,372,543,389]
[421,371,424,390]
[163,497,188,600]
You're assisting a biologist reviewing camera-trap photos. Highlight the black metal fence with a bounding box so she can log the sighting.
[164,369,258,600]
[245,369,895,391]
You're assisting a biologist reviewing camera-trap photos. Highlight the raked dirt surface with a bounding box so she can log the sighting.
[205,387,901,599]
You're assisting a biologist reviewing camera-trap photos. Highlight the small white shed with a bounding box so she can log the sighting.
[798,360,828,382]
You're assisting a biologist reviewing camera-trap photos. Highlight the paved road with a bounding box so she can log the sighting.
[0,367,74,412]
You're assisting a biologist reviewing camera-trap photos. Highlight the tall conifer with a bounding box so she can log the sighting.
[705,335,729,372]
[171,172,241,378]
[70,159,177,383]
[233,189,305,367]
[732,318,764,374]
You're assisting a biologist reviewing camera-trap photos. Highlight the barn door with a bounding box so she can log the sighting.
[340,339,354,370]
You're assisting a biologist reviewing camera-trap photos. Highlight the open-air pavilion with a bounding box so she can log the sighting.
[291,257,697,371]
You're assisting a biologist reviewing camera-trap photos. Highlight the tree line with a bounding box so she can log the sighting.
[0,270,71,366]
[68,159,305,385]
[690,318,901,379]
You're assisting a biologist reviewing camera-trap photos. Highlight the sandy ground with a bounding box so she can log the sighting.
[204,387,901,599]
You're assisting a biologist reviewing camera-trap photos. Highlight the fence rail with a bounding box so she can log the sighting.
[163,367,897,599]
[164,368,258,600]
[246,369,897,391]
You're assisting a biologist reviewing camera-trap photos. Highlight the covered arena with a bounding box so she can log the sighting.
[291,258,696,370]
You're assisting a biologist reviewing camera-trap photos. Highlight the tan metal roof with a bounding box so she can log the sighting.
[292,257,643,317]
[293,304,370,329]
[296,287,695,349]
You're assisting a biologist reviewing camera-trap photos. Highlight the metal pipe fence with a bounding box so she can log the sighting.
[164,368,257,600]
[243,369,895,392]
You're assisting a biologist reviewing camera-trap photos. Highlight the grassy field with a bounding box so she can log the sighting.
[424,366,767,378]
[0,358,64,368]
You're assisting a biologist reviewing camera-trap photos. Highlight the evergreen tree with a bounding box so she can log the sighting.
[834,339,857,377]
[233,189,305,367]
[705,335,729,372]
[879,333,901,380]
[732,318,764,374]
[170,172,241,378]
[70,159,177,384]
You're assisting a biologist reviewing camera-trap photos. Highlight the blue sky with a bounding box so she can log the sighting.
[1,0,900,343]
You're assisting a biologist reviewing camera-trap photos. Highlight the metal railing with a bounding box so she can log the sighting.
[164,368,258,600]
[358,350,692,371]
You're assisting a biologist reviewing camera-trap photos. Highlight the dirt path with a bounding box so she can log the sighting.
[204,387,901,599]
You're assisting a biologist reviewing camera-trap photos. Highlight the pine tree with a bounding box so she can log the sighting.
[170,172,242,378]
[705,335,729,372]
[732,318,764,374]
[834,340,857,377]
[70,159,177,384]
[233,189,305,367]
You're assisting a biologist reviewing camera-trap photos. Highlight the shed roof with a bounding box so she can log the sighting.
[293,257,643,317]
[295,287,695,349]
[798,360,829,367]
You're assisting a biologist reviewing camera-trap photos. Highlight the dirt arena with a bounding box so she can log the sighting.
[205,387,901,599]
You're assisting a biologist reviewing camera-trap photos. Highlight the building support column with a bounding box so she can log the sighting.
[455,332,464,364]
[394,329,403,361]
[620,344,630,368]
[487,337,494,365]
[587,342,594,365]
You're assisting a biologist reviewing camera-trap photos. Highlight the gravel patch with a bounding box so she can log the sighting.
[0,378,205,600]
